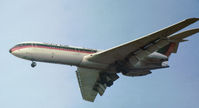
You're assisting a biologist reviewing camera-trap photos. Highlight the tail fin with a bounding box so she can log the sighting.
[157,43,178,57]
[157,28,199,57]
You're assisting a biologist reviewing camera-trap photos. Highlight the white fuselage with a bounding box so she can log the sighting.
[10,42,108,69]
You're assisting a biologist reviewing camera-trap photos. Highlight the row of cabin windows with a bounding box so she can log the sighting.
[15,43,97,53]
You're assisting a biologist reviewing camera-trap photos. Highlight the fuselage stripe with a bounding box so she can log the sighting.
[11,45,95,54]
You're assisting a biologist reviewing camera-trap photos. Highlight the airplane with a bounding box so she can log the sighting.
[10,18,199,102]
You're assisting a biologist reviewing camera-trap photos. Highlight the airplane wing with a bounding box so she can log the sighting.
[87,18,199,64]
[76,18,199,102]
[76,67,118,102]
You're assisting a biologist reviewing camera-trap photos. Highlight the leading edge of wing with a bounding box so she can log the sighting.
[87,18,199,64]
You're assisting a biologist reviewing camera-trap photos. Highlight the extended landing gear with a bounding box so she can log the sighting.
[31,61,37,68]
[106,80,113,87]
[99,73,119,87]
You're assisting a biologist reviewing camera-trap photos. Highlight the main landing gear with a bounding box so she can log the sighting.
[31,61,37,68]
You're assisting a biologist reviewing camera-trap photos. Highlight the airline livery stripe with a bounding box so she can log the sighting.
[11,45,95,54]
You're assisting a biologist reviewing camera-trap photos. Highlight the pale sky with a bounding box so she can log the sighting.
[1,0,199,108]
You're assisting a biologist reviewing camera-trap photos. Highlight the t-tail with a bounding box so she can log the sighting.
[157,28,199,57]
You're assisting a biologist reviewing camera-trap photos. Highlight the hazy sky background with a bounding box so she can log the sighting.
[1,0,199,108]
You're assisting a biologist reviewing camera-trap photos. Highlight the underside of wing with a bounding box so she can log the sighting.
[76,67,100,102]
[87,18,199,64]
[76,67,119,102]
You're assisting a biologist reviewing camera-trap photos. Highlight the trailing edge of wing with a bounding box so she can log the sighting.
[87,18,199,64]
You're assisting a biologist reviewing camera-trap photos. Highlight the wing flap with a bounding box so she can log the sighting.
[127,39,170,65]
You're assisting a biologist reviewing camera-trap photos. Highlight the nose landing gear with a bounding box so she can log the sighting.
[31,61,37,68]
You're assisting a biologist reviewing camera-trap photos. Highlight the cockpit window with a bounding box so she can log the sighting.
[14,43,33,48]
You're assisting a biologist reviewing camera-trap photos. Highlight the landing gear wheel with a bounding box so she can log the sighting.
[121,70,128,75]
[31,61,37,68]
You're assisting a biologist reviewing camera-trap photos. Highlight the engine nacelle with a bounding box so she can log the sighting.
[128,52,169,69]
[123,70,152,77]
[144,52,168,63]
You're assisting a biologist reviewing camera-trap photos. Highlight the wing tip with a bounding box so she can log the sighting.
[83,97,95,102]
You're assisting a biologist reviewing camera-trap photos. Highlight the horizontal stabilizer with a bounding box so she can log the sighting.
[169,28,199,41]
[158,28,199,56]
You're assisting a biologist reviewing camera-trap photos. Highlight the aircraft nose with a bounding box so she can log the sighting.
[9,47,19,57]
[9,46,16,54]
[9,48,13,53]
